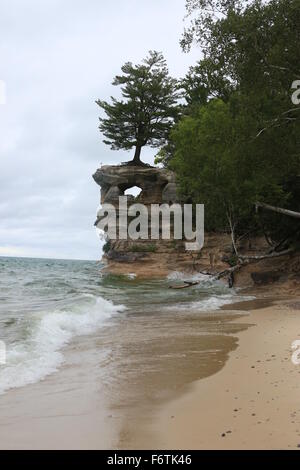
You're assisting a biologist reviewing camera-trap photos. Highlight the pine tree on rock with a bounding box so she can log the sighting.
[96,51,179,166]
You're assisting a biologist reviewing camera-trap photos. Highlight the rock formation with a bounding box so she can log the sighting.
[93,164,178,206]
[93,164,300,285]
[93,164,194,276]
[92,165,255,279]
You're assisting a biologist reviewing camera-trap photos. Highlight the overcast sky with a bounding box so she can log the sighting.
[0,0,200,260]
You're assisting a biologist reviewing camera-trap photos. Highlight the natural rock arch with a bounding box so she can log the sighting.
[93,165,179,206]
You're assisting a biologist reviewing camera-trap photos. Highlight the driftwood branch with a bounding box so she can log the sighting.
[177,246,295,290]
[217,264,244,279]
[169,280,200,289]
[255,202,300,219]
[173,203,298,290]
[238,247,294,261]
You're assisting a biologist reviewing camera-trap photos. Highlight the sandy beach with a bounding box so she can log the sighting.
[0,273,299,450]
[133,298,300,450]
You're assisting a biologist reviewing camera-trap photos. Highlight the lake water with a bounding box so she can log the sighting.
[0,256,254,446]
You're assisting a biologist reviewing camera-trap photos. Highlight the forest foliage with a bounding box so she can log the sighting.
[98,0,300,243]
[162,0,300,242]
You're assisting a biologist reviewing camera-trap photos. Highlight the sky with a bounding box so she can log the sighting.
[0,0,200,260]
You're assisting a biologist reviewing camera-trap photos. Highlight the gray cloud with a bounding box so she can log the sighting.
[0,0,200,259]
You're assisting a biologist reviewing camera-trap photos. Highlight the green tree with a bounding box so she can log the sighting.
[167,0,300,244]
[96,51,179,166]
[170,100,252,234]
[171,98,298,233]
[181,0,247,52]
[181,0,300,127]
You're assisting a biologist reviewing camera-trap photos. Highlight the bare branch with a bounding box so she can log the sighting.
[238,247,294,261]
[255,202,300,219]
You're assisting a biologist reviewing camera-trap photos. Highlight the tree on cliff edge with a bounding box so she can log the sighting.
[96,51,179,166]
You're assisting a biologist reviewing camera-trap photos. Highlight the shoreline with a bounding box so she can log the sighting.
[0,286,299,450]
[0,332,121,450]
[0,283,254,450]
[129,296,300,450]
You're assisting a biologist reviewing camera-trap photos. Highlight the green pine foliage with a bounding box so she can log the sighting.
[96,51,180,165]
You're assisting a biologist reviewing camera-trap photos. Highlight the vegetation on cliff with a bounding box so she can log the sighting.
[97,0,299,262]
[160,0,300,250]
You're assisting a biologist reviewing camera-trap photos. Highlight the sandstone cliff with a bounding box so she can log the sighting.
[93,164,300,290]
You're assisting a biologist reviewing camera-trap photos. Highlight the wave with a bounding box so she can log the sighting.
[0,295,125,395]
[167,271,221,286]
[166,271,255,311]
[163,293,255,312]
[189,294,255,310]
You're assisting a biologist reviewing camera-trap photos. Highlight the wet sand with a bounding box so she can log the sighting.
[0,333,120,449]
[0,303,251,449]
[1,295,299,450]
[135,298,300,450]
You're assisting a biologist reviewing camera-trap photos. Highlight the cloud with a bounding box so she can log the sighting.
[0,0,200,259]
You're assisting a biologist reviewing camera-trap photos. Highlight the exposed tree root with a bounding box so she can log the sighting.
[173,247,296,290]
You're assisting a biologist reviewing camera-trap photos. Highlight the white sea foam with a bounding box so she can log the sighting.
[167,271,219,286]
[127,273,137,279]
[189,294,255,310]
[167,271,255,309]
[167,271,211,281]
[165,294,255,312]
[0,295,125,394]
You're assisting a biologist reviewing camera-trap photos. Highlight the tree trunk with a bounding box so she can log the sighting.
[133,146,142,164]
[255,202,300,219]
[238,247,294,261]
[226,211,238,255]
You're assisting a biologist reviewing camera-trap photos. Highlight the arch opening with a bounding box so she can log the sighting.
[124,186,143,198]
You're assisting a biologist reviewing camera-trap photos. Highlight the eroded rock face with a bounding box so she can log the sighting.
[93,164,179,205]
[93,164,190,275]
[93,165,247,280]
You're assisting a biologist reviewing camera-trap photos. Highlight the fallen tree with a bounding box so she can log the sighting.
[180,238,296,290]
[255,202,300,219]
[169,245,296,289]
[169,201,299,289]
[238,247,295,261]
[216,247,295,283]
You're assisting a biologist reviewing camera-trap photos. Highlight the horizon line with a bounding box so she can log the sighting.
[0,254,100,262]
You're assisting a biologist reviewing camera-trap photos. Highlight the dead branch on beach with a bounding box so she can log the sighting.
[169,280,200,289]
[169,245,295,290]
[169,201,299,289]
[238,247,295,261]
[174,247,294,290]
